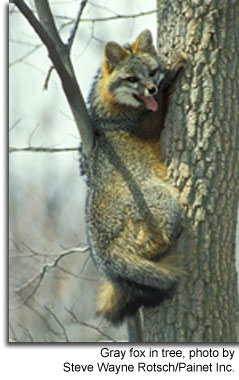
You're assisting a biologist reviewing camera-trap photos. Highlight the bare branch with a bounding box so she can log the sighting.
[9,324,18,342]
[25,302,63,338]
[11,0,94,157]
[9,146,79,153]
[10,0,59,52]
[56,9,158,26]
[88,1,118,15]
[11,241,95,282]
[28,123,41,145]
[9,118,22,132]
[43,65,55,90]
[34,0,64,49]
[9,44,42,67]
[13,246,90,306]
[18,323,34,342]
[45,306,70,342]
[65,307,117,342]
[67,0,88,51]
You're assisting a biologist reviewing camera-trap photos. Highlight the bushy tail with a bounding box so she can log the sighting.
[96,281,141,324]
[96,256,182,324]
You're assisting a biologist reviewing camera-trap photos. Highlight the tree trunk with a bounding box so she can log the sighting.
[143,0,239,342]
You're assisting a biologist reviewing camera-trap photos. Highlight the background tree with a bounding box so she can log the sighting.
[9,0,239,342]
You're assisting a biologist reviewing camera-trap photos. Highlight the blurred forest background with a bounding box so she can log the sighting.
[9,0,157,342]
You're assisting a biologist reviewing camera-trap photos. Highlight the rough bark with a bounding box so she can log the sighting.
[143,0,239,342]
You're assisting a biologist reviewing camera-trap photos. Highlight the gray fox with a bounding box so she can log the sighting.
[81,30,186,324]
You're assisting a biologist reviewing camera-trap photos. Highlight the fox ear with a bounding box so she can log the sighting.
[133,29,157,55]
[104,42,129,72]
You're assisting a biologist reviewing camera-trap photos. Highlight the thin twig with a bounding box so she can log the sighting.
[46,0,87,90]
[65,307,117,342]
[88,1,118,15]
[28,123,41,146]
[43,65,55,90]
[10,37,40,47]
[13,246,89,306]
[9,44,42,67]
[10,0,60,51]
[67,0,88,51]
[9,324,18,342]
[25,302,62,337]
[18,323,34,342]
[45,306,70,342]
[9,118,22,132]
[54,264,97,282]
[56,9,158,25]
[11,0,94,156]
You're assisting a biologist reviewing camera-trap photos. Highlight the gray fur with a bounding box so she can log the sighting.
[80,30,185,324]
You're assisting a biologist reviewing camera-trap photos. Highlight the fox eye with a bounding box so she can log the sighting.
[126,76,139,83]
[149,68,158,77]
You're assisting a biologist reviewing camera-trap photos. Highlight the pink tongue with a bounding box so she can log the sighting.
[141,96,158,112]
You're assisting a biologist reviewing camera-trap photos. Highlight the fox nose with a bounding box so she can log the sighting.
[147,85,157,95]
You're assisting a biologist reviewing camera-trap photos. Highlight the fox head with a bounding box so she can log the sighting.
[100,30,166,112]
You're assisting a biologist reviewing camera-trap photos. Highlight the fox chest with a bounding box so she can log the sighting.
[89,135,173,210]
[108,135,168,183]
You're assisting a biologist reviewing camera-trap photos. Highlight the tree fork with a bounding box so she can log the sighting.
[11,0,94,157]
